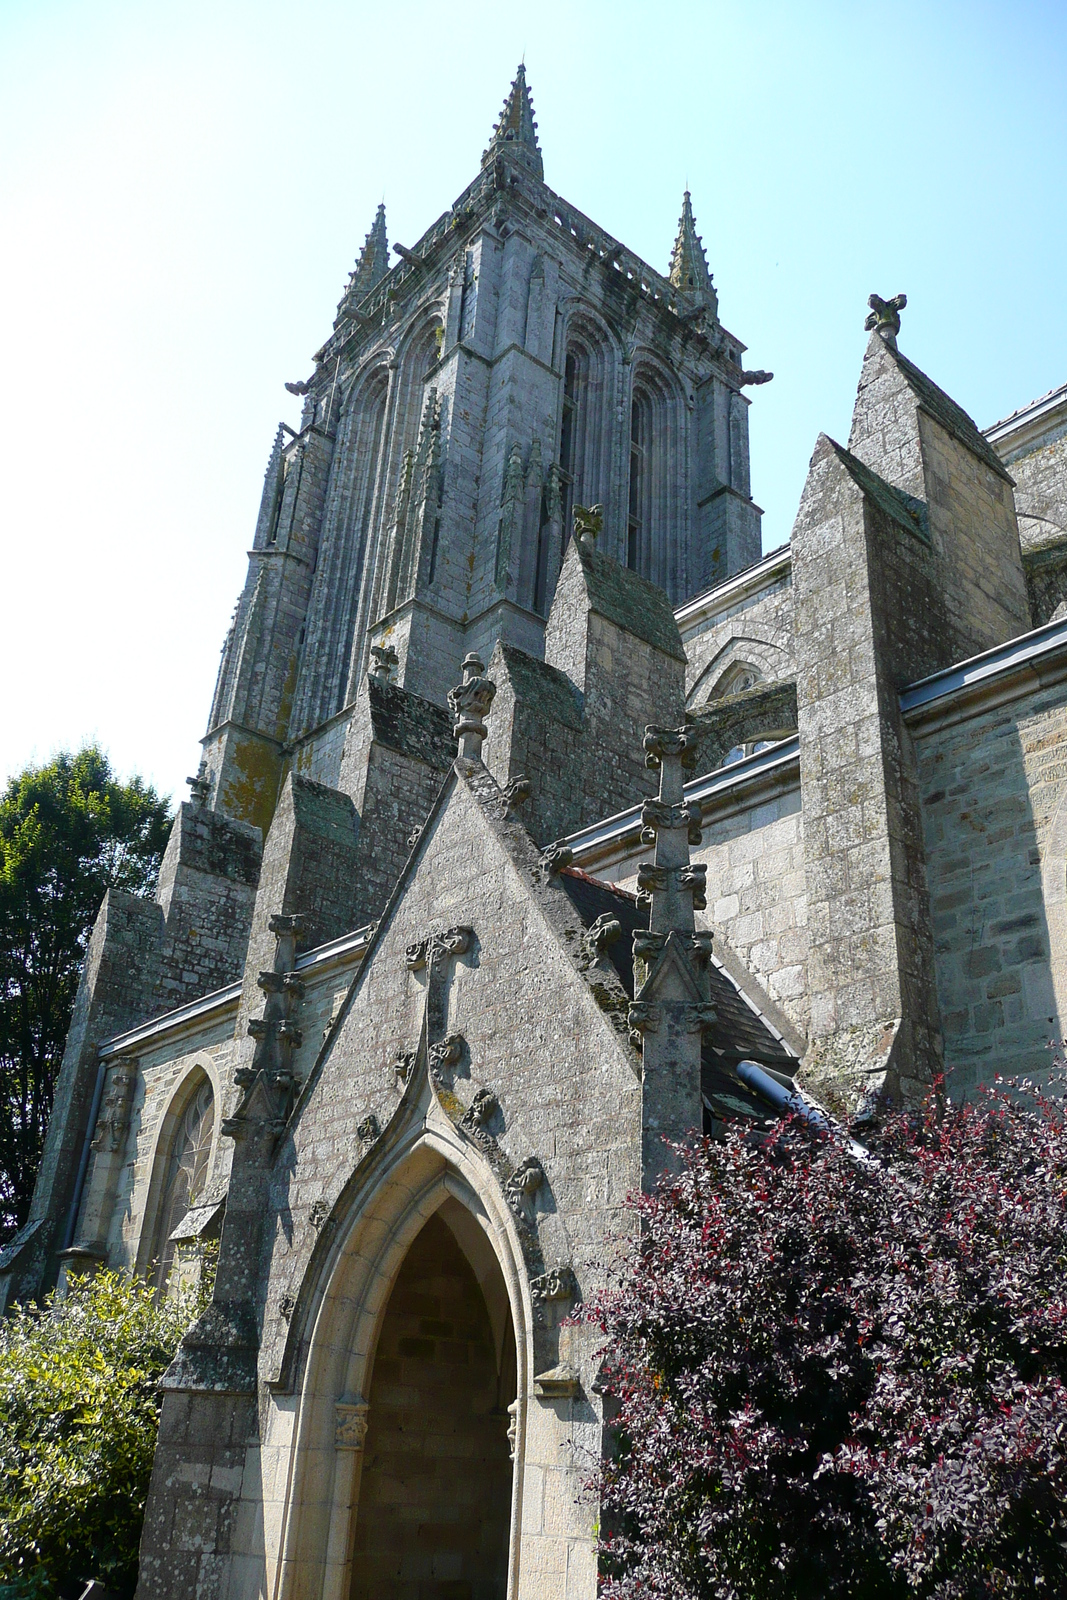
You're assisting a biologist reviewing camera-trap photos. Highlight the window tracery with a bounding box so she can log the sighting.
[152,1076,214,1291]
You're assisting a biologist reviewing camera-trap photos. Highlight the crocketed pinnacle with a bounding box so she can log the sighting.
[481,63,543,181]
[346,202,390,304]
[669,190,713,298]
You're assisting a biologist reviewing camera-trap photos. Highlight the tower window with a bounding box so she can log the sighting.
[559,351,579,551]
[628,399,644,572]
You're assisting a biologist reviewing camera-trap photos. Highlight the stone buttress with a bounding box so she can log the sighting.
[791,297,1030,1109]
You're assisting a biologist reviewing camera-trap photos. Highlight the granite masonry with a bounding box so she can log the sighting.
[8,66,1067,1600]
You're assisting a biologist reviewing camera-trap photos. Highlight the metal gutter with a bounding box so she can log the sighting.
[97,923,377,1059]
[674,544,792,636]
[98,982,242,1059]
[984,381,1067,446]
[900,615,1067,718]
[564,737,800,859]
[295,924,374,972]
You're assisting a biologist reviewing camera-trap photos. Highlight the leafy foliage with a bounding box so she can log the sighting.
[0,748,171,1236]
[0,1266,208,1599]
[583,1082,1067,1599]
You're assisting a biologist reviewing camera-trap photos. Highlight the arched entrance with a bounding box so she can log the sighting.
[350,1201,517,1599]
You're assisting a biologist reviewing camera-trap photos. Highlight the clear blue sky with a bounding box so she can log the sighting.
[2,0,1065,806]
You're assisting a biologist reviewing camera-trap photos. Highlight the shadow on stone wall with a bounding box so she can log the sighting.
[918,706,1063,1098]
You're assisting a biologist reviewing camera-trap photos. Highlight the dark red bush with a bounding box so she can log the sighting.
[582,1081,1067,1599]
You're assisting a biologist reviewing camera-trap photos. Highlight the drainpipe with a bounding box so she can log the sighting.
[736,1058,871,1163]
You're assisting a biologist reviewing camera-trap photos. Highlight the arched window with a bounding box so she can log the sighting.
[709,660,763,701]
[627,367,680,592]
[151,1075,214,1291]
[628,389,652,575]
[558,324,610,555]
[371,321,442,626]
[291,366,390,733]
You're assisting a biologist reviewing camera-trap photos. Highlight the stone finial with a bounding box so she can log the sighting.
[669,190,717,315]
[864,292,907,348]
[572,503,602,555]
[448,653,496,760]
[341,203,389,312]
[638,726,705,935]
[482,63,543,181]
[185,763,210,807]
[369,643,398,681]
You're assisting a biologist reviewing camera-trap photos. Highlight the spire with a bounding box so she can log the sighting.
[669,191,715,311]
[481,63,543,181]
[344,202,389,307]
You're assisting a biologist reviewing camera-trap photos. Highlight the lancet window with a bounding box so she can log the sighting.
[150,1074,214,1292]
[626,367,680,592]
[371,321,442,625]
[291,367,390,732]
[558,326,609,553]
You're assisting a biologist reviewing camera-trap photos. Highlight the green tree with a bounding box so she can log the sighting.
[0,748,171,1238]
[0,1264,210,1598]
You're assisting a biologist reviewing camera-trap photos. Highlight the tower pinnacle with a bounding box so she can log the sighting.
[669,190,716,312]
[481,63,543,181]
[345,202,390,308]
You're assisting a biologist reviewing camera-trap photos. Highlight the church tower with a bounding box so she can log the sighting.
[200,67,767,835]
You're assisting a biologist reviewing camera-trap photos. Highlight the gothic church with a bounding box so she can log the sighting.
[7,65,1067,1600]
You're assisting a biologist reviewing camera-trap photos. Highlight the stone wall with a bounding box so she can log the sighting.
[679,548,796,706]
[915,677,1067,1094]
[154,803,262,1010]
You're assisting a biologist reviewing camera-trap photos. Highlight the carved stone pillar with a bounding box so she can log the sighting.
[629,725,716,1186]
[448,652,497,761]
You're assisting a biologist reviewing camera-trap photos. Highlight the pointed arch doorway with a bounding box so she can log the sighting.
[349,1198,517,1600]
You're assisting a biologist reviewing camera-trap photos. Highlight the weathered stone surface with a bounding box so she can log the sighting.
[23,66,1067,1600]
[689,680,798,770]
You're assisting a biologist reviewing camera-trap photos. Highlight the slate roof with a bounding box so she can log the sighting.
[580,547,687,661]
[367,678,454,768]
[890,346,1014,483]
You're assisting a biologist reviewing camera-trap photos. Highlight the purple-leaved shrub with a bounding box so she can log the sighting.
[583,1080,1067,1599]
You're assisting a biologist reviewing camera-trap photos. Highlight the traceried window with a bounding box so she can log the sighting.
[626,370,680,591]
[152,1076,214,1291]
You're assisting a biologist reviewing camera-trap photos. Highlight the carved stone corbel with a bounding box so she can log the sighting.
[530,1266,576,1303]
[533,1362,580,1399]
[335,1397,371,1451]
[394,1049,417,1088]
[460,1088,499,1131]
[505,1156,545,1214]
[501,774,531,817]
[627,1000,661,1043]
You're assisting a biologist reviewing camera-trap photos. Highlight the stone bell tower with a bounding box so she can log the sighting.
[198,65,769,838]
